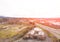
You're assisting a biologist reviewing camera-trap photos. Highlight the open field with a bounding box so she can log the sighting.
[0,18,60,42]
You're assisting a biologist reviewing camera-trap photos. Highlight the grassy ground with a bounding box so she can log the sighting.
[0,24,34,39]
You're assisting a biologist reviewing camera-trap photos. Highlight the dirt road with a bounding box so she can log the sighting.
[14,31,53,42]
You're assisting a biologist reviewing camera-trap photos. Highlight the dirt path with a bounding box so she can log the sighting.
[14,31,53,42]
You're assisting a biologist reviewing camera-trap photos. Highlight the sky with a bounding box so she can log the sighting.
[0,0,60,18]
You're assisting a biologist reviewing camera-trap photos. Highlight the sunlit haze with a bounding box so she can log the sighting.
[0,0,60,18]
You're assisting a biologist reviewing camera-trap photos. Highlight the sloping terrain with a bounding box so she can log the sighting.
[0,18,60,42]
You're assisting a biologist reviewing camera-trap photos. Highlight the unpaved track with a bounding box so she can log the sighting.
[14,31,53,42]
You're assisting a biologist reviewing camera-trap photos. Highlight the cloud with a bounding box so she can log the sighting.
[0,0,60,18]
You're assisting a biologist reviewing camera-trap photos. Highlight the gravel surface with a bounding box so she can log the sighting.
[14,32,53,42]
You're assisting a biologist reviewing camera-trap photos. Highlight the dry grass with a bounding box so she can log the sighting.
[0,24,33,39]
